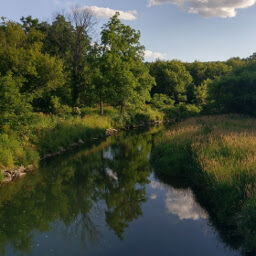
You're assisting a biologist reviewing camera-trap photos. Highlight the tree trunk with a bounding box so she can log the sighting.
[100,100,104,116]
[120,104,124,114]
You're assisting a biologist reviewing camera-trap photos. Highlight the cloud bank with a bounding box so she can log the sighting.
[148,0,256,18]
[144,50,166,60]
[81,6,137,20]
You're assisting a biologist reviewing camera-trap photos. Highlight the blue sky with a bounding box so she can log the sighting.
[1,0,256,62]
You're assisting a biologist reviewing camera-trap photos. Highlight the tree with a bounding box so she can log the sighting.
[20,16,39,33]
[151,93,174,108]
[208,61,256,115]
[98,13,155,115]
[42,9,97,106]
[149,60,192,104]
[192,79,210,106]
[226,57,244,69]
[185,61,207,86]
[184,60,237,106]
[0,19,65,113]
[0,73,32,131]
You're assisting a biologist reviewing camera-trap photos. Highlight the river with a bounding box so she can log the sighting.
[0,126,240,256]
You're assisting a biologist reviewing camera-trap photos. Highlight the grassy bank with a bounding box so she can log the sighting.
[0,107,165,177]
[0,114,112,171]
[150,115,256,255]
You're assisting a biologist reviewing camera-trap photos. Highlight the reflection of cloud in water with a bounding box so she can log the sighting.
[151,194,157,200]
[151,180,168,190]
[106,167,118,180]
[151,181,207,220]
[165,189,207,220]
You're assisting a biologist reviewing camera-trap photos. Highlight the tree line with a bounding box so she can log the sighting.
[0,10,153,123]
[1,8,256,133]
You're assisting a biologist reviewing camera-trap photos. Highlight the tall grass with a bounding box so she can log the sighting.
[0,114,112,170]
[0,106,164,171]
[81,106,164,127]
[30,114,112,157]
[0,132,39,170]
[150,115,256,254]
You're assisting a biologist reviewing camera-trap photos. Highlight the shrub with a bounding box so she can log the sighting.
[50,96,72,117]
[163,104,201,119]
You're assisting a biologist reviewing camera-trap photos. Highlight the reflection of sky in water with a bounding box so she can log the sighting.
[103,147,113,160]
[150,180,207,221]
[0,128,240,256]
[105,167,118,180]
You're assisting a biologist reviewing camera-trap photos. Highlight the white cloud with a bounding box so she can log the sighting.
[148,0,256,18]
[144,50,166,60]
[80,6,137,20]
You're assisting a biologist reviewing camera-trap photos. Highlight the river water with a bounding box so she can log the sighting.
[0,126,240,256]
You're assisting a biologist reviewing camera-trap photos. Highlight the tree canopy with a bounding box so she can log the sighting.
[98,13,155,114]
[0,10,255,129]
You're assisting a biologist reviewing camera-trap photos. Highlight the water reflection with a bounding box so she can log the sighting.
[0,126,240,256]
[0,127,163,255]
[154,172,241,256]
[150,180,207,220]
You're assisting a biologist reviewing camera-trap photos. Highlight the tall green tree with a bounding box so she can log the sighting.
[208,61,256,115]
[98,13,155,114]
[0,18,64,113]
[42,9,96,106]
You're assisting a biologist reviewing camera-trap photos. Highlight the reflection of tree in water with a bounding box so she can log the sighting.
[98,133,152,239]
[0,127,161,255]
[0,156,99,255]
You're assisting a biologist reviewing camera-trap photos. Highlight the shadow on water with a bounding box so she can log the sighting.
[0,124,242,256]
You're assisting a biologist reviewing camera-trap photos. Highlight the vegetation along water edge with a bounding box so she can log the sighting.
[150,115,256,255]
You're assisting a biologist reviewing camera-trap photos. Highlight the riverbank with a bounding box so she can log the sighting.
[0,108,166,183]
[0,125,238,256]
[150,115,256,255]
[0,114,112,182]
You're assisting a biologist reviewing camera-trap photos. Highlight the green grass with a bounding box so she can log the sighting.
[31,114,112,156]
[0,106,165,170]
[0,132,39,169]
[81,106,164,127]
[0,114,112,170]
[162,103,201,120]
[150,115,256,254]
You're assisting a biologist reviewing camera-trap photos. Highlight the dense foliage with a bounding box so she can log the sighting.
[208,60,256,115]
[0,9,256,170]
[148,57,245,109]
[0,11,254,123]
